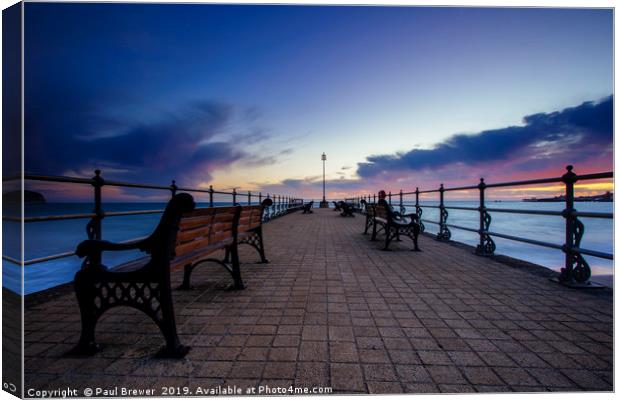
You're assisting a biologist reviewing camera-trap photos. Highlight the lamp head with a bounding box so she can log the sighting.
[321,153,326,161]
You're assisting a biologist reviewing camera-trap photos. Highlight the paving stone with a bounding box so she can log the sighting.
[238,347,269,361]
[366,381,404,394]
[330,342,359,363]
[268,347,298,362]
[460,367,504,385]
[230,362,265,379]
[359,349,391,364]
[272,335,300,347]
[193,361,233,378]
[263,362,296,379]
[426,365,468,384]
[387,349,422,365]
[508,352,550,368]
[438,384,476,393]
[302,325,328,341]
[299,341,328,361]
[245,335,273,347]
[294,362,328,388]
[330,363,365,392]
[219,335,248,347]
[447,351,486,366]
[528,368,576,388]
[357,337,384,349]
[362,364,398,381]
[395,365,433,383]
[474,385,512,392]
[492,367,538,386]
[476,351,517,367]
[418,350,452,365]
[277,325,302,335]
[402,383,439,392]
[383,338,412,350]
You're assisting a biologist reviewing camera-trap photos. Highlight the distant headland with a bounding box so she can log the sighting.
[523,191,613,202]
[3,190,46,204]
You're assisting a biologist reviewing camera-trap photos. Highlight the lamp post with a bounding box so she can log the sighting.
[320,152,328,208]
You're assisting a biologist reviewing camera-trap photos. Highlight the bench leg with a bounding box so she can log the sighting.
[412,225,421,251]
[371,220,378,241]
[67,270,102,356]
[383,228,393,250]
[257,231,269,264]
[156,286,190,358]
[229,246,245,290]
[252,228,269,263]
[178,264,193,290]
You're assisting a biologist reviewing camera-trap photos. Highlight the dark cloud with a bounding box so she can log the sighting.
[25,86,272,185]
[357,96,613,178]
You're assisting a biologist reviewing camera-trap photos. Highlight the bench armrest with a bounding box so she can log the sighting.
[75,238,147,258]
[391,211,418,224]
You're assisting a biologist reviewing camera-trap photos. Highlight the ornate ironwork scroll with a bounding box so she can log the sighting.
[476,178,495,255]
[559,165,592,285]
[436,184,451,241]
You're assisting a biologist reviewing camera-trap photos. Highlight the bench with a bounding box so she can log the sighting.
[333,201,342,212]
[70,193,263,359]
[286,199,304,214]
[361,200,375,234]
[370,202,421,251]
[339,201,355,217]
[71,193,197,358]
[233,198,273,264]
[302,201,314,214]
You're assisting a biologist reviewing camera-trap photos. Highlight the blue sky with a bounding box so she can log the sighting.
[24,3,613,199]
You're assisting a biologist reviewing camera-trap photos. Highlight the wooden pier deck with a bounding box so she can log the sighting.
[24,209,613,395]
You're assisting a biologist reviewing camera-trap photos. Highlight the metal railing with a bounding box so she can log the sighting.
[3,170,304,267]
[354,165,613,287]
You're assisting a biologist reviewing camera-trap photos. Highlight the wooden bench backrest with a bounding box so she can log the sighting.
[365,203,375,217]
[238,205,264,234]
[174,206,240,261]
[374,204,389,220]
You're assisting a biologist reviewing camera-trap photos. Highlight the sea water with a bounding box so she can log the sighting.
[2,201,613,294]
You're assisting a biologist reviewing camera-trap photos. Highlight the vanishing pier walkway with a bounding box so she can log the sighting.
[24,209,612,394]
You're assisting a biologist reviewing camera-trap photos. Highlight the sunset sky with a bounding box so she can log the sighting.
[24,3,613,201]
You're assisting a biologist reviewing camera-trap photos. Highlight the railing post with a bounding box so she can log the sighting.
[232,188,237,205]
[248,190,251,205]
[415,187,425,233]
[560,165,591,285]
[388,191,392,205]
[259,192,262,204]
[373,193,376,203]
[436,183,451,241]
[87,169,105,240]
[209,185,214,207]
[475,178,495,255]
[399,189,403,208]
[170,180,178,197]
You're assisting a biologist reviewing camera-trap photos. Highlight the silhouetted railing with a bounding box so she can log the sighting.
[3,170,304,266]
[355,166,612,287]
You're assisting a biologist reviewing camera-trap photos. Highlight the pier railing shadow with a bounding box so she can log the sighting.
[3,170,304,268]
[352,165,612,288]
